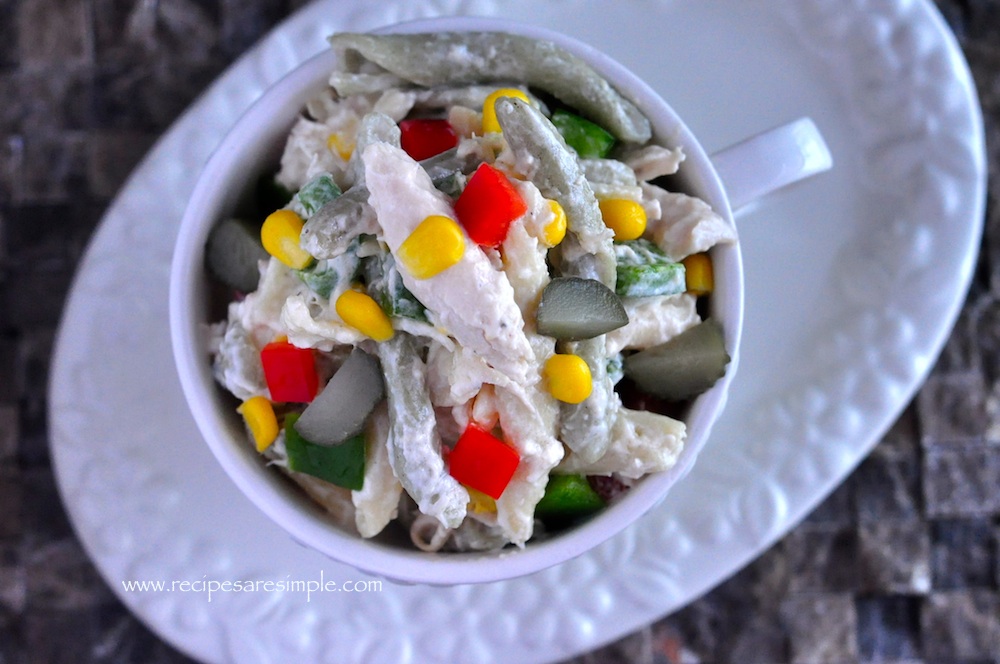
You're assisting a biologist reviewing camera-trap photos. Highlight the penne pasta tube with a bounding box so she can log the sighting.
[328,32,652,143]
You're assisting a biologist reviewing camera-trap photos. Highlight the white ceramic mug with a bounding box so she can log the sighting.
[169,16,830,585]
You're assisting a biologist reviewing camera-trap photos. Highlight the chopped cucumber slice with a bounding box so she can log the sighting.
[622,319,730,400]
[294,348,385,446]
[285,413,366,490]
[535,277,628,341]
[205,216,267,293]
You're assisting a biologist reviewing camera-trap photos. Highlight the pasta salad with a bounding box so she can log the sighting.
[206,31,737,552]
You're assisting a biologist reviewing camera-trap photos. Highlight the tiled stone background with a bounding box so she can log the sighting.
[0,0,998,662]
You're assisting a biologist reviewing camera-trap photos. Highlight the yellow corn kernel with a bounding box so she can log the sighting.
[237,396,279,453]
[335,289,394,341]
[466,487,498,514]
[682,252,714,296]
[482,88,531,134]
[543,354,593,404]
[261,209,313,270]
[598,199,647,241]
[397,215,465,279]
[326,133,354,161]
[542,199,567,247]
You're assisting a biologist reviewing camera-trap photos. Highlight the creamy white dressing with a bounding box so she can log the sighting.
[364,142,536,385]
[210,63,735,550]
[642,183,738,261]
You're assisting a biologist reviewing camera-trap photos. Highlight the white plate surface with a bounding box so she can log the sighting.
[50,1,985,662]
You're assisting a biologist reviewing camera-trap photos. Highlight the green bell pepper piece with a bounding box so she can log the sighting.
[293,173,342,218]
[535,474,605,520]
[363,249,428,321]
[295,236,362,299]
[614,239,686,298]
[285,413,366,490]
[551,109,616,159]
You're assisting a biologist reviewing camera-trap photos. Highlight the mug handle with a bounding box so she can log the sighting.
[710,117,833,212]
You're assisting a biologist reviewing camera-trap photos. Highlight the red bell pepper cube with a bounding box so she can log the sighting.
[260,340,318,403]
[447,424,520,500]
[399,118,458,161]
[454,163,528,247]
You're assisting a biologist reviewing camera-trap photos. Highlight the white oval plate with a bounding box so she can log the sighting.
[50,1,985,662]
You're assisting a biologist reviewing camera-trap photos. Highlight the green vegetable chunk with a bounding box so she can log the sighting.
[417,142,477,198]
[294,348,385,446]
[623,319,730,400]
[614,239,686,298]
[293,173,342,218]
[295,237,362,298]
[535,277,628,340]
[296,259,348,299]
[205,216,268,293]
[285,413,366,490]
[535,474,605,520]
[301,185,379,260]
[430,170,467,198]
[551,110,616,159]
[363,249,427,321]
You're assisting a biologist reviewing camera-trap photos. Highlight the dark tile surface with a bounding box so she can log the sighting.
[856,595,922,662]
[852,446,922,523]
[780,593,859,664]
[1,0,999,663]
[923,444,1000,518]
[857,521,931,595]
[931,519,998,590]
[921,591,1000,660]
[15,0,92,67]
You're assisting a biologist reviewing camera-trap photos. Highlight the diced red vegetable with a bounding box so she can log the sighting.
[454,163,528,247]
[260,340,318,403]
[447,424,520,500]
[399,118,458,161]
